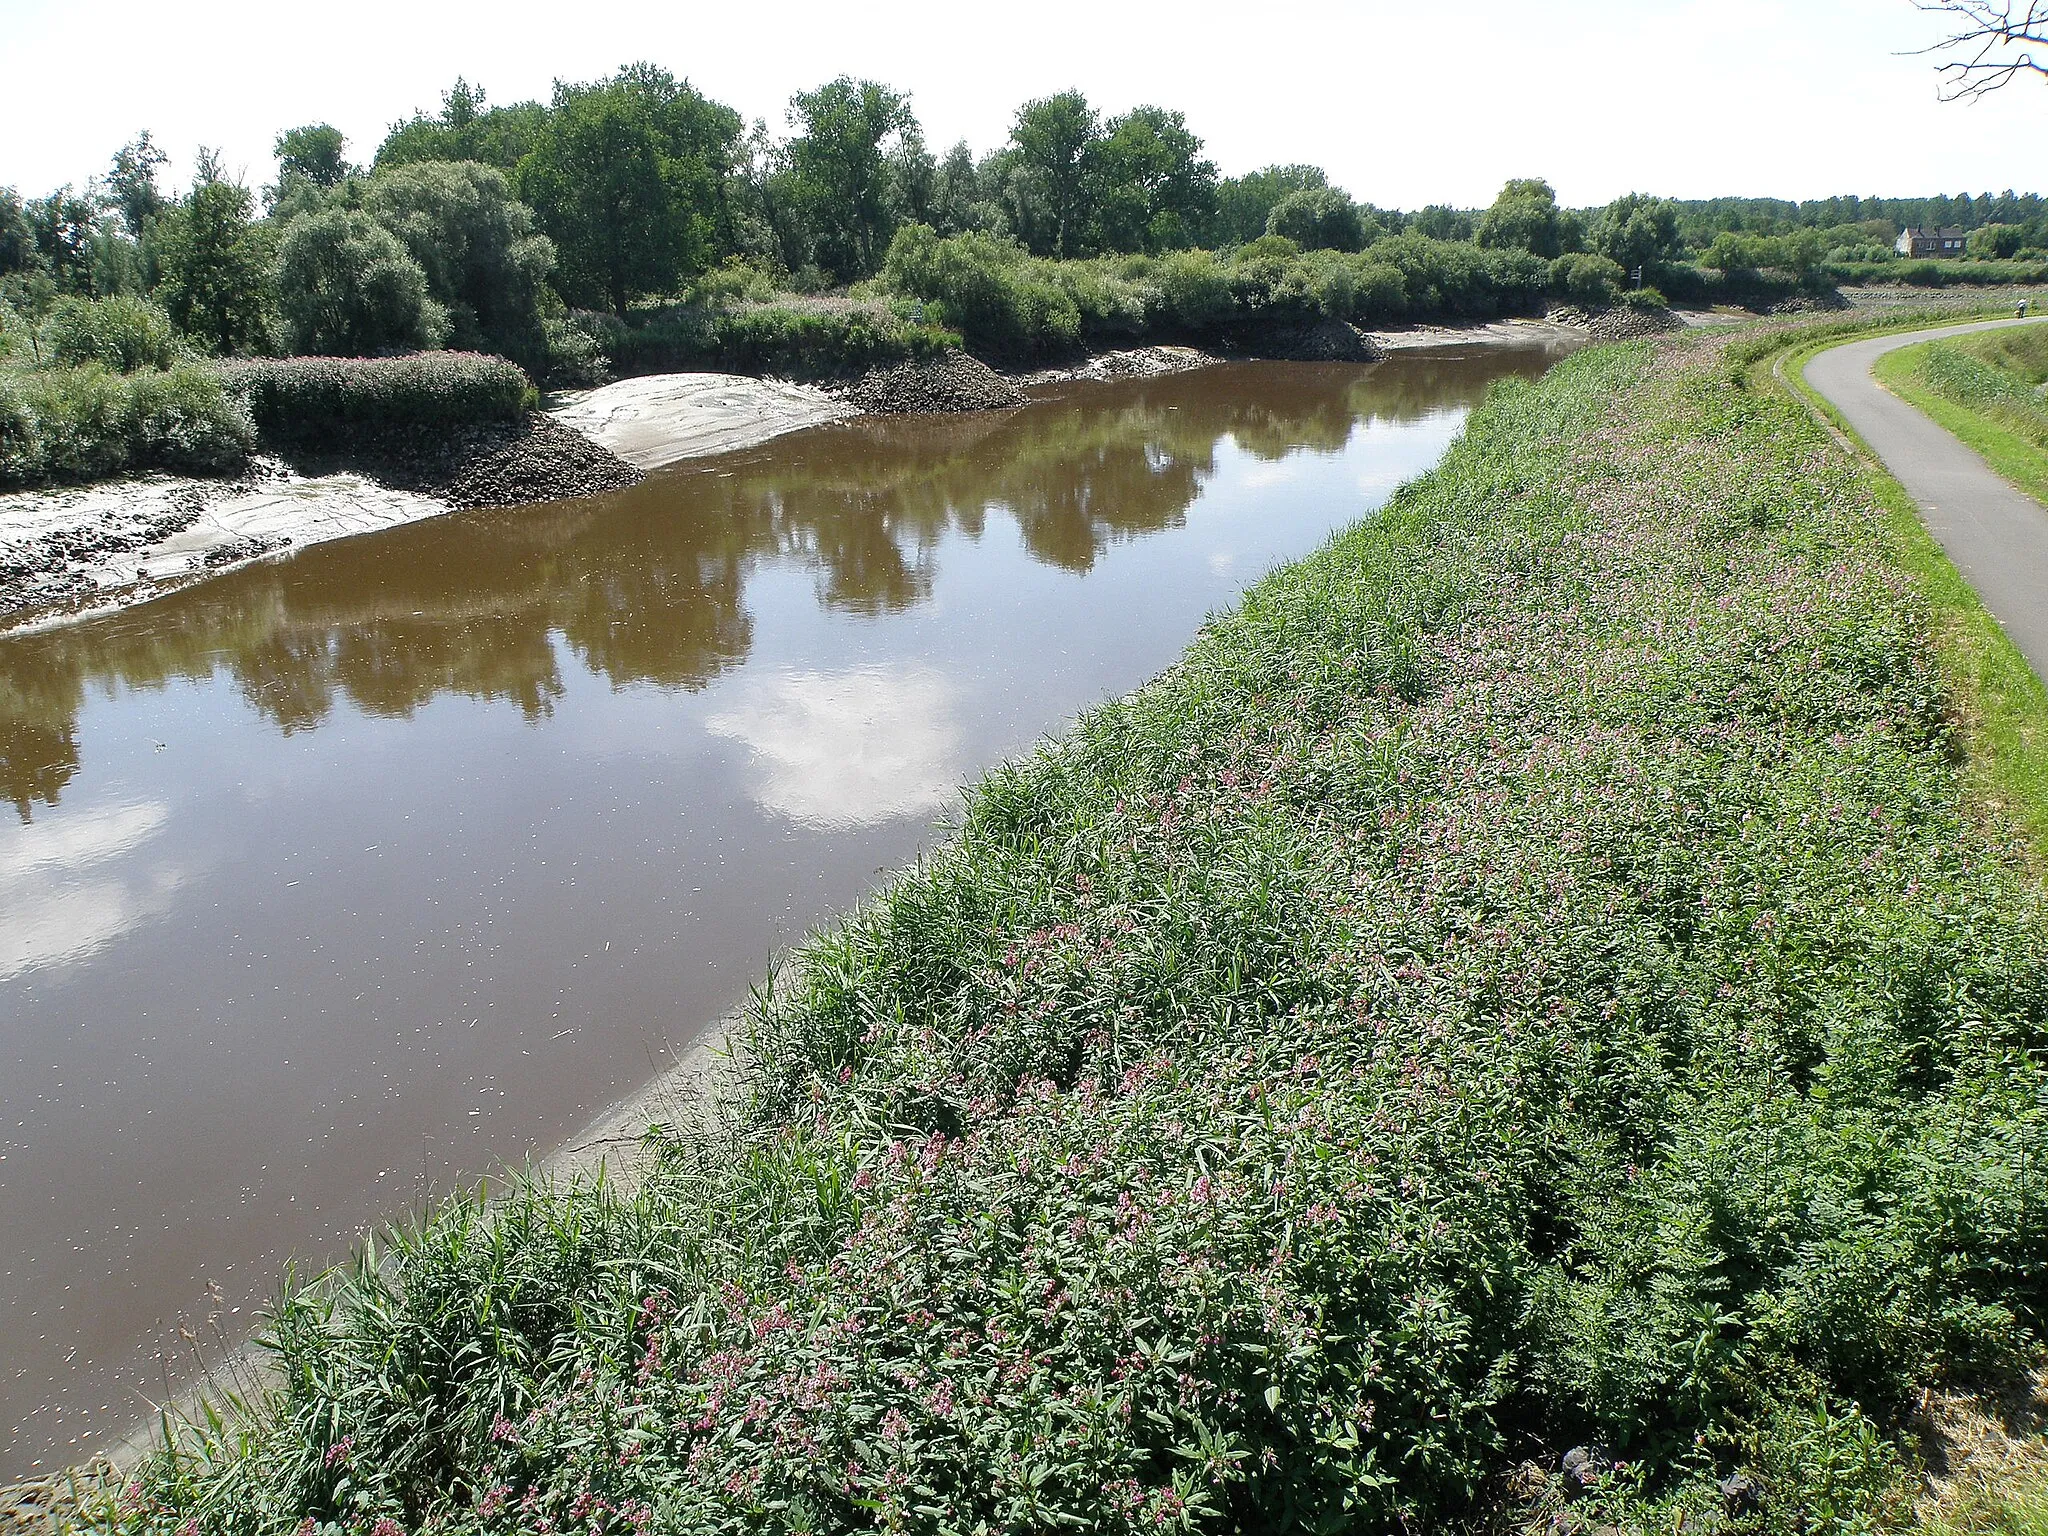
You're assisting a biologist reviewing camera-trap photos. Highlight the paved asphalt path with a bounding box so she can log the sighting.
[1804,317,2048,680]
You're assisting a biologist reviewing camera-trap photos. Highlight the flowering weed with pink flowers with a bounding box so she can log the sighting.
[107,333,2048,1536]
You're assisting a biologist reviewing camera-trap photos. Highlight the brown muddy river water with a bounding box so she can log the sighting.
[0,348,1569,1474]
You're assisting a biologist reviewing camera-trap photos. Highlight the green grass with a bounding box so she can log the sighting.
[1776,319,2048,860]
[88,332,2048,1536]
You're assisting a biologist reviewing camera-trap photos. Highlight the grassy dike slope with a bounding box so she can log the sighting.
[113,337,2048,1536]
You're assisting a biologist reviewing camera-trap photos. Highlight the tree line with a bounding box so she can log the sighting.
[4,64,2046,383]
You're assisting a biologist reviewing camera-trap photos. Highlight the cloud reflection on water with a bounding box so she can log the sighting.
[0,801,181,980]
[706,666,964,830]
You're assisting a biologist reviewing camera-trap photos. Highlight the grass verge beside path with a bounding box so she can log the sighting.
[1775,320,2048,861]
[94,332,2048,1536]
[1873,340,2048,516]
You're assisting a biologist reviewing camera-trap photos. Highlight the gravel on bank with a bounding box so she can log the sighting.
[1225,315,1383,362]
[840,353,1027,414]
[273,415,642,510]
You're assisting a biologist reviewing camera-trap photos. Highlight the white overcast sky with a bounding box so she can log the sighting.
[1,0,2041,209]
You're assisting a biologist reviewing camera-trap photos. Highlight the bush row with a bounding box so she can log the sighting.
[1827,257,2048,288]
[881,225,1560,357]
[577,299,960,382]
[215,350,532,445]
[0,363,254,488]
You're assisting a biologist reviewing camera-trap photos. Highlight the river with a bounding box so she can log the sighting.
[0,345,1571,1474]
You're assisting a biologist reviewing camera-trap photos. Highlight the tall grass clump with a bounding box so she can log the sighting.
[218,351,530,446]
[106,337,2048,1535]
[1920,337,2048,453]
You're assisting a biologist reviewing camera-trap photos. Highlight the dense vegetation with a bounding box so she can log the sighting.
[3,72,2045,494]
[5,71,2047,400]
[1922,324,2048,439]
[95,332,2048,1533]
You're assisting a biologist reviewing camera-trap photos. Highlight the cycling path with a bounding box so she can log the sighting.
[1803,316,2048,680]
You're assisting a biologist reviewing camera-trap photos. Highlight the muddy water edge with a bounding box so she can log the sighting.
[0,344,1575,1476]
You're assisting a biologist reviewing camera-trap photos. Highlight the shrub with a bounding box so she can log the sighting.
[0,376,41,485]
[881,224,1082,357]
[1043,260,1148,342]
[1010,278,1082,353]
[1623,285,1669,311]
[0,362,257,486]
[127,363,257,473]
[1348,259,1409,323]
[1236,234,1301,262]
[690,258,781,304]
[274,207,451,356]
[1550,251,1626,307]
[1228,252,1320,322]
[219,351,529,444]
[20,364,133,480]
[1147,247,1235,330]
[43,294,184,373]
[540,314,609,387]
[0,301,30,363]
[713,303,960,378]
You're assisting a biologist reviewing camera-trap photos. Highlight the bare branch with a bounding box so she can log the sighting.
[1911,0,2048,100]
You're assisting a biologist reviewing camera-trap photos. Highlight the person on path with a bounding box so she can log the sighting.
[2021,299,2031,319]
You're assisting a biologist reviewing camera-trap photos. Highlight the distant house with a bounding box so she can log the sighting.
[1896,226,1968,258]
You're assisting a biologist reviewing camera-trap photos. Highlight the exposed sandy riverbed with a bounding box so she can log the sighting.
[0,466,447,634]
[546,372,857,470]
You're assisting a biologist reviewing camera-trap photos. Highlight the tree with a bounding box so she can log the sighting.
[1088,106,1216,253]
[0,189,35,277]
[1916,1,2047,98]
[1968,222,2027,257]
[377,80,550,172]
[150,160,273,352]
[360,160,555,355]
[783,77,917,279]
[516,64,741,315]
[886,123,937,232]
[1410,205,1474,242]
[1476,178,1577,260]
[1007,91,1100,257]
[104,133,169,237]
[1211,165,1326,246]
[274,206,447,354]
[1590,193,1684,275]
[276,124,351,188]
[1266,186,1370,251]
[928,141,997,236]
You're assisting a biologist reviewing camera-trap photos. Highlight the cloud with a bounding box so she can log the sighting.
[706,665,965,829]
[0,801,183,980]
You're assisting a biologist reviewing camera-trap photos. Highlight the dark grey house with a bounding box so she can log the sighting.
[1895,226,1968,257]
